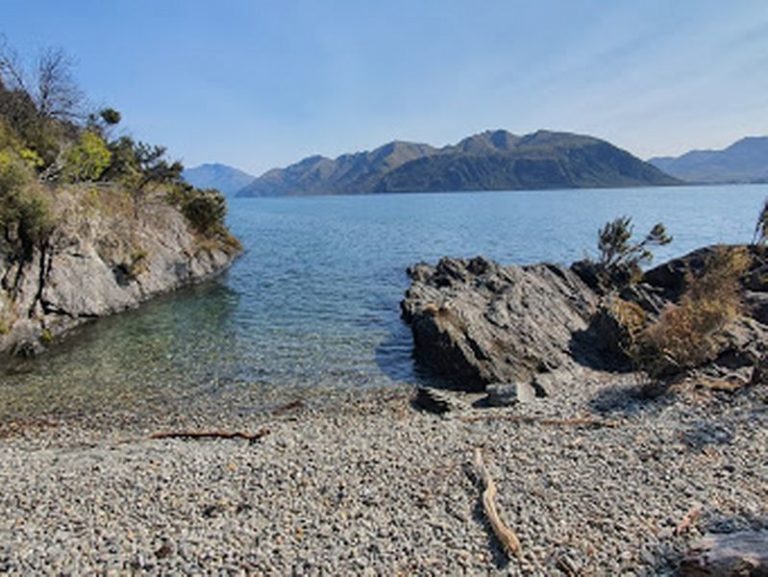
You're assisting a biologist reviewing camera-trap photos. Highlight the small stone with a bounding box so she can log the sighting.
[485,382,536,406]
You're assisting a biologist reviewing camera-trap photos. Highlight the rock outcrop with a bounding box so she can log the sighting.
[401,256,599,391]
[0,186,239,356]
[402,247,768,393]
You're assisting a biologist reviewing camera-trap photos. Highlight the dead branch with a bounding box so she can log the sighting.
[474,448,522,559]
[149,427,270,444]
[272,399,305,415]
[461,413,619,428]
[675,503,702,536]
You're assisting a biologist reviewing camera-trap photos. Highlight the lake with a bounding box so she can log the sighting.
[1,185,765,420]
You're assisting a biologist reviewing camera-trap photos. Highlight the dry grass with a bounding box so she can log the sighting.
[635,246,750,378]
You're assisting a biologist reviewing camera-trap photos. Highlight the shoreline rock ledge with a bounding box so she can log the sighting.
[0,189,240,357]
[401,247,768,396]
[401,256,599,392]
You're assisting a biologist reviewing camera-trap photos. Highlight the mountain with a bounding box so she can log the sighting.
[648,136,768,184]
[240,141,437,196]
[182,163,256,196]
[238,130,679,197]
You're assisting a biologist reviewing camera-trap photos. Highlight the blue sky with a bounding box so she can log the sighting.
[2,0,767,175]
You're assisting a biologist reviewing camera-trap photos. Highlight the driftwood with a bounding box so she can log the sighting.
[680,531,768,576]
[675,504,703,536]
[149,427,270,444]
[271,399,305,415]
[474,448,522,559]
[461,413,619,429]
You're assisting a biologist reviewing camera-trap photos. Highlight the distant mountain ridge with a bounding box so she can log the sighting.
[649,136,768,184]
[182,163,255,196]
[238,130,679,197]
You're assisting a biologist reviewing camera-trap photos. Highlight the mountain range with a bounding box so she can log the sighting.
[182,163,255,196]
[236,130,679,197]
[648,136,768,184]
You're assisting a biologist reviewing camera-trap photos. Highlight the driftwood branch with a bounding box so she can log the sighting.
[474,448,522,559]
[675,504,702,536]
[149,427,270,444]
[462,414,619,428]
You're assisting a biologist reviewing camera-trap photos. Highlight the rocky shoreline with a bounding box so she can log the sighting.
[1,247,766,575]
[0,372,765,575]
[0,186,239,357]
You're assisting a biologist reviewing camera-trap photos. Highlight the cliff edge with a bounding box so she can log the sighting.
[0,185,240,356]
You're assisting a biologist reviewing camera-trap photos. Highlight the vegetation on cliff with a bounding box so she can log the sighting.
[0,40,240,355]
[0,39,238,264]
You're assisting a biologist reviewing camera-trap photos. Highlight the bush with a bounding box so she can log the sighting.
[61,130,111,182]
[595,216,671,289]
[167,183,228,235]
[632,246,749,378]
[179,187,227,235]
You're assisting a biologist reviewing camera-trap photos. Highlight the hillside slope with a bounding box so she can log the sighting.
[182,163,255,196]
[238,130,679,196]
[649,136,768,183]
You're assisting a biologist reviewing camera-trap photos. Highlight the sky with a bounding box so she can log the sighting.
[2,0,767,175]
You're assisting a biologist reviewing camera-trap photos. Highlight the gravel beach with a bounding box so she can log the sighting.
[1,369,766,576]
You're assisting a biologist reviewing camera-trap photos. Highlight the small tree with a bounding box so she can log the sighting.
[596,217,671,287]
[34,47,83,121]
[61,130,112,182]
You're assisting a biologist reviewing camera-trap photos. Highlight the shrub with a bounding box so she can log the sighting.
[597,217,672,278]
[179,187,227,235]
[632,246,749,378]
[61,130,111,182]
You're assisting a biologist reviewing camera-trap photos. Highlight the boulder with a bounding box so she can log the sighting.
[401,256,599,392]
[680,531,768,576]
[485,382,539,406]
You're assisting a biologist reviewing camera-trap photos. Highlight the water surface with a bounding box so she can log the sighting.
[1,185,765,420]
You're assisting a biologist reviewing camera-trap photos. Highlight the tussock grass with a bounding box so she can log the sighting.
[634,246,749,379]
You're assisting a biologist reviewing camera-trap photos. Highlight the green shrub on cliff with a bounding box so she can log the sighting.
[168,183,227,234]
[1,39,237,257]
[61,130,111,182]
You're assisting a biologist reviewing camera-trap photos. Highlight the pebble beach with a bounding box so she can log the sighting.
[0,369,766,575]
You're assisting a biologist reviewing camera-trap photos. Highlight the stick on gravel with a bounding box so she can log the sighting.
[149,428,270,444]
[474,447,522,559]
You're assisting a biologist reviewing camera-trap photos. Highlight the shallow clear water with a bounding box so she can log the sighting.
[1,185,765,419]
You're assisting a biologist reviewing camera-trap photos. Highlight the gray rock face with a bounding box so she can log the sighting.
[401,256,599,391]
[681,531,768,576]
[402,247,768,393]
[0,190,238,356]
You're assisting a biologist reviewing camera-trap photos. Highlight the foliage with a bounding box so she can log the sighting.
[101,137,183,192]
[598,216,671,269]
[61,130,111,182]
[630,246,749,379]
[168,183,227,235]
[594,216,671,289]
[0,183,53,260]
[99,108,121,126]
[0,38,238,261]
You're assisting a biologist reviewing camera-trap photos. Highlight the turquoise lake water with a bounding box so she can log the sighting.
[1,185,765,420]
